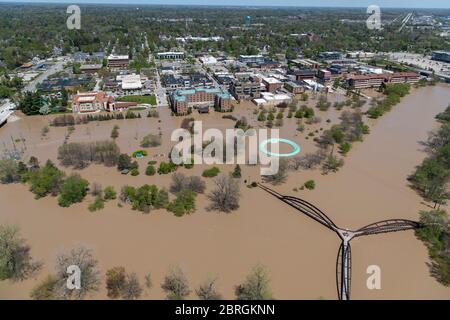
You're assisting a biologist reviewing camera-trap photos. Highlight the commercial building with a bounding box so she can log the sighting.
[262,77,283,92]
[253,92,292,106]
[117,74,143,92]
[347,72,419,89]
[288,69,316,81]
[199,56,218,65]
[290,59,321,70]
[71,91,115,113]
[239,55,265,64]
[107,55,129,71]
[163,73,213,91]
[169,87,231,115]
[431,51,450,63]
[284,81,305,94]
[230,73,262,100]
[157,52,185,60]
[317,69,332,84]
[80,64,102,74]
[318,51,343,60]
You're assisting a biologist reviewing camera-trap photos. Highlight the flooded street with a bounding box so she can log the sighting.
[0,85,449,299]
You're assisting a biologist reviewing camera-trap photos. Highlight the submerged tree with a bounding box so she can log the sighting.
[0,225,42,281]
[196,277,222,300]
[235,264,273,300]
[207,174,241,212]
[53,245,101,300]
[415,210,450,286]
[161,266,191,300]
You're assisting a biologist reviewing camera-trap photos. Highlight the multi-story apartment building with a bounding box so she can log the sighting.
[107,55,129,71]
[170,87,231,115]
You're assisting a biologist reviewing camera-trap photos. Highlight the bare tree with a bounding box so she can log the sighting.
[170,173,206,194]
[262,158,289,185]
[196,277,222,300]
[207,174,241,212]
[53,245,100,300]
[161,266,191,300]
[90,182,103,197]
[290,151,326,170]
[121,272,143,300]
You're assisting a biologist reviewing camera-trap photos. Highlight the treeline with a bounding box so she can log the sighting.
[409,107,449,207]
[58,140,120,169]
[13,240,273,300]
[367,83,411,119]
[410,105,450,286]
[51,111,142,127]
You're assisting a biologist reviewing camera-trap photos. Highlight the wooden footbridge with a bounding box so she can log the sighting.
[258,184,420,300]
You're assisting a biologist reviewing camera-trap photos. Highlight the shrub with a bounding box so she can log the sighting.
[339,142,352,155]
[304,180,316,190]
[158,161,177,174]
[202,167,220,178]
[167,189,197,217]
[88,197,105,212]
[58,174,89,207]
[130,168,139,176]
[120,184,169,213]
[104,186,117,200]
[145,165,156,176]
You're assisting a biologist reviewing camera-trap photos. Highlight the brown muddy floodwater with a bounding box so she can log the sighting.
[0,85,449,300]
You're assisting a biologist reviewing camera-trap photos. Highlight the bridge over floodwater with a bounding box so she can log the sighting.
[258,184,420,300]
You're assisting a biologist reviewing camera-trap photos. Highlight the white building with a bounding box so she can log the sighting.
[157,52,185,60]
[199,56,218,65]
[117,74,143,91]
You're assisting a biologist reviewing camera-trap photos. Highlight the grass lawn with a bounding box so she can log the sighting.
[117,95,157,105]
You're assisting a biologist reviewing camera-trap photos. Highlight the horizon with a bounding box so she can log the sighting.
[0,0,449,9]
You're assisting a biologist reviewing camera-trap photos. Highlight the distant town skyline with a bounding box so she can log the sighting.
[1,0,449,9]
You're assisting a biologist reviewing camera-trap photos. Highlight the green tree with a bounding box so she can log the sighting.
[58,174,89,207]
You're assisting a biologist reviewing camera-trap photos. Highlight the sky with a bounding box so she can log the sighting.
[0,0,449,9]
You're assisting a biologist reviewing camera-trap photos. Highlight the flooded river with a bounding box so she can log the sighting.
[0,85,449,299]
